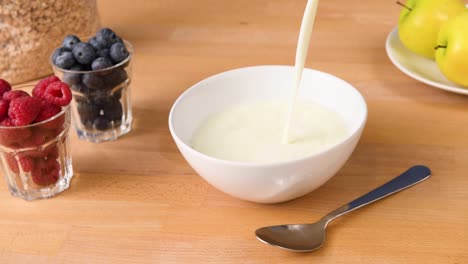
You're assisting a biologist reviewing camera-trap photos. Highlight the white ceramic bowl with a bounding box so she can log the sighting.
[169,65,367,203]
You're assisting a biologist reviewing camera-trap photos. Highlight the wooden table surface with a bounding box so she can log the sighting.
[2,0,468,263]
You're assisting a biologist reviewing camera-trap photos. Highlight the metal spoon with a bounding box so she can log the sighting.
[255,165,431,252]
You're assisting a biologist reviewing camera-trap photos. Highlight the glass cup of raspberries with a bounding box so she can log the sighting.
[50,28,134,143]
[0,77,73,201]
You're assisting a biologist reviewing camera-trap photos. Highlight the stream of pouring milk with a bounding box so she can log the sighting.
[191,0,348,163]
[282,0,320,144]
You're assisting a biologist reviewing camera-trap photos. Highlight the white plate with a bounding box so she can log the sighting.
[385,27,468,95]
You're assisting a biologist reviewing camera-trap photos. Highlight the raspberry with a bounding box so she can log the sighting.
[8,96,42,126]
[22,127,56,148]
[0,100,9,121]
[46,146,60,160]
[0,118,32,147]
[3,90,29,102]
[0,118,14,126]
[0,79,12,97]
[47,114,66,131]
[42,82,72,106]
[34,102,64,130]
[35,103,62,123]
[31,159,60,186]
[22,144,59,159]
[5,153,19,174]
[32,76,60,98]
[19,155,35,172]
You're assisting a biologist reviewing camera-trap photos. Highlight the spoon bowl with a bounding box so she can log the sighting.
[255,165,431,252]
[256,222,326,252]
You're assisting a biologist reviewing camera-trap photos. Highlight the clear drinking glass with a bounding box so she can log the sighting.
[0,86,73,200]
[50,40,134,143]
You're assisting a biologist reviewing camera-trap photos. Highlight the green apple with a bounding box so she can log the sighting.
[398,0,466,59]
[436,12,468,87]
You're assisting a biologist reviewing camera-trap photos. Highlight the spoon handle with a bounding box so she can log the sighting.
[323,165,431,224]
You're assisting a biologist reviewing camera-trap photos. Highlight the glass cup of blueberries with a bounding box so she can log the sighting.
[50,28,133,143]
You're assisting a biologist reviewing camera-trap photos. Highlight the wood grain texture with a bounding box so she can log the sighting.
[1,0,468,263]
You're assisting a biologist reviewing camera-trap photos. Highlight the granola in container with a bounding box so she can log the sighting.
[0,0,100,84]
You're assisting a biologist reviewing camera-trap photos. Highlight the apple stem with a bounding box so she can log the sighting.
[396,1,412,11]
[435,45,447,50]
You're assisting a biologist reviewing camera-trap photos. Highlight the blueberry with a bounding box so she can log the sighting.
[89,91,122,113]
[63,65,83,85]
[74,94,88,104]
[104,100,123,122]
[91,57,113,71]
[112,88,122,100]
[109,42,129,63]
[82,73,104,89]
[94,116,111,130]
[96,28,119,48]
[89,36,103,50]
[62,35,81,50]
[113,120,122,127]
[96,48,110,59]
[104,68,128,88]
[79,63,92,71]
[71,83,89,94]
[94,98,123,122]
[54,51,76,69]
[77,101,99,127]
[52,47,70,62]
[72,42,96,65]
[91,89,112,105]
[71,64,84,71]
